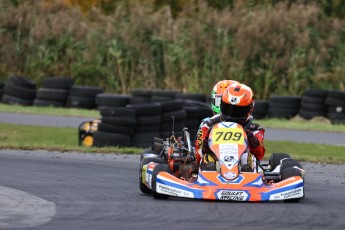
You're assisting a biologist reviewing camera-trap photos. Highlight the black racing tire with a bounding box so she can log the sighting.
[42,77,74,90]
[281,167,303,203]
[299,109,326,120]
[268,96,302,107]
[300,101,326,112]
[161,120,185,131]
[140,149,161,161]
[253,100,269,114]
[126,103,162,116]
[101,116,137,127]
[99,106,136,118]
[129,96,151,104]
[327,90,345,100]
[33,99,66,107]
[66,96,96,109]
[325,96,345,107]
[3,82,36,100]
[139,157,164,194]
[197,107,213,119]
[98,123,135,135]
[36,88,69,101]
[150,96,172,102]
[267,107,300,119]
[69,86,103,98]
[8,76,36,89]
[160,100,184,113]
[95,94,130,107]
[152,164,171,199]
[152,89,178,98]
[135,125,161,133]
[269,153,291,171]
[301,96,325,104]
[303,88,328,98]
[175,93,206,102]
[162,109,187,122]
[280,159,303,174]
[1,94,33,106]
[130,88,152,97]
[137,114,162,126]
[92,131,131,147]
[184,106,199,119]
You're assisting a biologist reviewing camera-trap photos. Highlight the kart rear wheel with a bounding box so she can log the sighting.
[269,153,291,171]
[152,164,171,199]
[281,167,303,203]
[139,157,164,194]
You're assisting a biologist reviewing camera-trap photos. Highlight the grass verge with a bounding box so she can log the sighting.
[0,123,344,164]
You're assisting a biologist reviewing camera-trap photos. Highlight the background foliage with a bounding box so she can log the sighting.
[0,0,344,98]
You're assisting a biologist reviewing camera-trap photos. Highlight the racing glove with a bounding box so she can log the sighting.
[246,131,260,148]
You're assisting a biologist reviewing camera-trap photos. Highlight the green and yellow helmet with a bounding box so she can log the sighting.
[211,80,239,114]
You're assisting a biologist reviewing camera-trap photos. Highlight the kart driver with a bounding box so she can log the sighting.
[195,83,265,172]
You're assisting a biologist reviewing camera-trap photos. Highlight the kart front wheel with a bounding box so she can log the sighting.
[139,157,164,194]
[269,153,291,171]
[152,164,171,199]
[281,167,303,203]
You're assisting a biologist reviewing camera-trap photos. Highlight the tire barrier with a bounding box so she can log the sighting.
[253,100,269,119]
[267,96,301,119]
[126,103,162,148]
[298,89,328,120]
[2,76,36,106]
[34,77,74,107]
[325,90,345,124]
[66,86,103,110]
[1,77,344,148]
[94,107,137,147]
[0,81,4,99]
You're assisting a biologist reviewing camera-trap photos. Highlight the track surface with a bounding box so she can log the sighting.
[0,150,344,230]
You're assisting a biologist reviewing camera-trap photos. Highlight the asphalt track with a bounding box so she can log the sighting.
[0,112,345,229]
[0,150,345,230]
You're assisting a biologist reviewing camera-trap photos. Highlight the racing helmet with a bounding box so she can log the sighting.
[220,83,254,123]
[211,80,239,114]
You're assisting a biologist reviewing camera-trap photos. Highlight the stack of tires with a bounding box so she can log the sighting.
[130,89,151,104]
[127,103,162,148]
[183,99,213,141]
[2,76,36,106]
[184,106,201,142]
[66,86,103,110]
[298,89,328,120]
[34,77,73,107]
[0,82,4,98]
[175,93,207,103]
[253,100,269,120]
[268,96,301,119]
[150,89,178,102]
[93,107,136,147]
[325,90,345,124]
[160,100,187,138]
[93,93,133,147]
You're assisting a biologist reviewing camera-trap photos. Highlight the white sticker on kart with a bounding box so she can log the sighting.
[269,187,304,201]
[219,144,238,168]
[156,183,194,198]
[216,190,249,201]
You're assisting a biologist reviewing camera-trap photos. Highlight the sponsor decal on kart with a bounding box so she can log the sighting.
[269,187,303,201]
[156,183,194,198]
[216,190,249,201]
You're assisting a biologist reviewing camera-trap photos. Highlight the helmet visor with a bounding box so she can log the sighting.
[220,103,252,120]
[211,94,222,107]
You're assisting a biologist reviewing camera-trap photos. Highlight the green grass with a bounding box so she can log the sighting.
[0,122,344,164]
[0,123,141,154]
[0,103,100,118]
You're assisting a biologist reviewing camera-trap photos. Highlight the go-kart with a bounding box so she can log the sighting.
[139,121,305,202]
